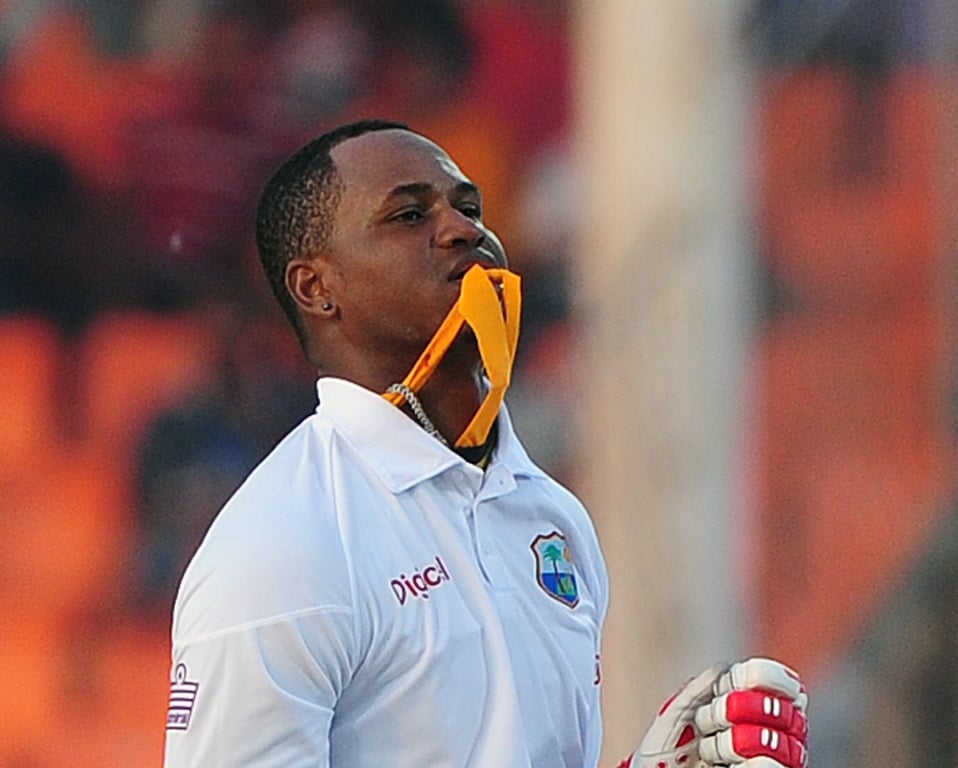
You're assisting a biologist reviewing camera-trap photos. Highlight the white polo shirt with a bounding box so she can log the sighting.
[164,377,609,768]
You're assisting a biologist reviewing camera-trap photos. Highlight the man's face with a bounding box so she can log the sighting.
[323,129,506,368]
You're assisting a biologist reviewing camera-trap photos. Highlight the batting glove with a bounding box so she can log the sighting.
[619,657,808,768]
[696,658,808,768]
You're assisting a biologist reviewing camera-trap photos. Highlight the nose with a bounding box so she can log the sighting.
[435,205,486,250]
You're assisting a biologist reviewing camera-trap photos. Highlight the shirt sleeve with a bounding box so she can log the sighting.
[161,447,358,768]
[163,606,355,768]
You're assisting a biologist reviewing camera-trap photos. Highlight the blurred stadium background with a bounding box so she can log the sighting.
[0,0,955,765]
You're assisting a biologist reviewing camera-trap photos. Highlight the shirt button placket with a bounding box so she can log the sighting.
[473,500,511,588]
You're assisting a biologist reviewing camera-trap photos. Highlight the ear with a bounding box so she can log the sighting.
[285,257,337,319]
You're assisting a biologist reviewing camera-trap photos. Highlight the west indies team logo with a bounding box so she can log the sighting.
[531,531,579,608]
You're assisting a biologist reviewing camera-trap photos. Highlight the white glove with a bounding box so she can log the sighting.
[625,657,808,768]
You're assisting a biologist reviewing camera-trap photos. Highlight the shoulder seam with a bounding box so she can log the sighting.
[176,604,353,647]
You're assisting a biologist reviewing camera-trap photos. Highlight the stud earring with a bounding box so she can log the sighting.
[322,301,334,311]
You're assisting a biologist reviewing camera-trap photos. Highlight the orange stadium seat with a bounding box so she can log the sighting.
[750,304,952,674]
[76,310,217,467]
[758,68,940,308]
[0,614,63,762]
[758,66,851,209]
[0,443,132,623]
[0,9,136,189]
[0,314,62,478]
[36,619,171,768]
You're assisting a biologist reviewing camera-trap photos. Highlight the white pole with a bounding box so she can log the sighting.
[572,2,753,762]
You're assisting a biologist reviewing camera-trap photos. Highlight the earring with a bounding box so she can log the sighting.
[322,300,334,311]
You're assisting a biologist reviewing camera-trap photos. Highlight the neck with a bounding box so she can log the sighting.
[320,341,485,445]
[413,363,485,445]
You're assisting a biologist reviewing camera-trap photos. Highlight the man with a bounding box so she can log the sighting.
[164,119,808,767]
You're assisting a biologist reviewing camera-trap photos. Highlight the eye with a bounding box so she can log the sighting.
[458,202,482,220]
[392,208,426,224]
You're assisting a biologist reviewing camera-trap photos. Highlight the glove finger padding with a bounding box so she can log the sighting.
[695,690,808,741]
[699,725,807,768]
[634,663,727,768]
[700,658,809,768]
[714,658,808,712]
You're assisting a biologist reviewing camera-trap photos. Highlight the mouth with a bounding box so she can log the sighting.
[448,253,499,283]
[447,264,507,312]
[449,266,474,284]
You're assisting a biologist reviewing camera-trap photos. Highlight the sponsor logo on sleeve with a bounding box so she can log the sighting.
[166,662,200,731]
[531,531,579,608]
[390,555,452,605]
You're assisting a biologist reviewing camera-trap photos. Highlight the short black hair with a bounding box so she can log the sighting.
[255,118,408,348]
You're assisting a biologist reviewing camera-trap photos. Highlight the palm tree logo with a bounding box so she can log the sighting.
[543,543,573,596]
[531,531,579,608]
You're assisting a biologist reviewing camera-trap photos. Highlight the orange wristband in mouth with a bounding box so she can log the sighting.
[382,265,521,447]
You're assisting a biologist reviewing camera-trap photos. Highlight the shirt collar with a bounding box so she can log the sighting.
[314,377,546,493]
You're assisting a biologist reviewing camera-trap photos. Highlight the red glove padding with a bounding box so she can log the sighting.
[695,689,808,742]
[699,724,806,768]
[625,657,808,768]
[696,658,809,768]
